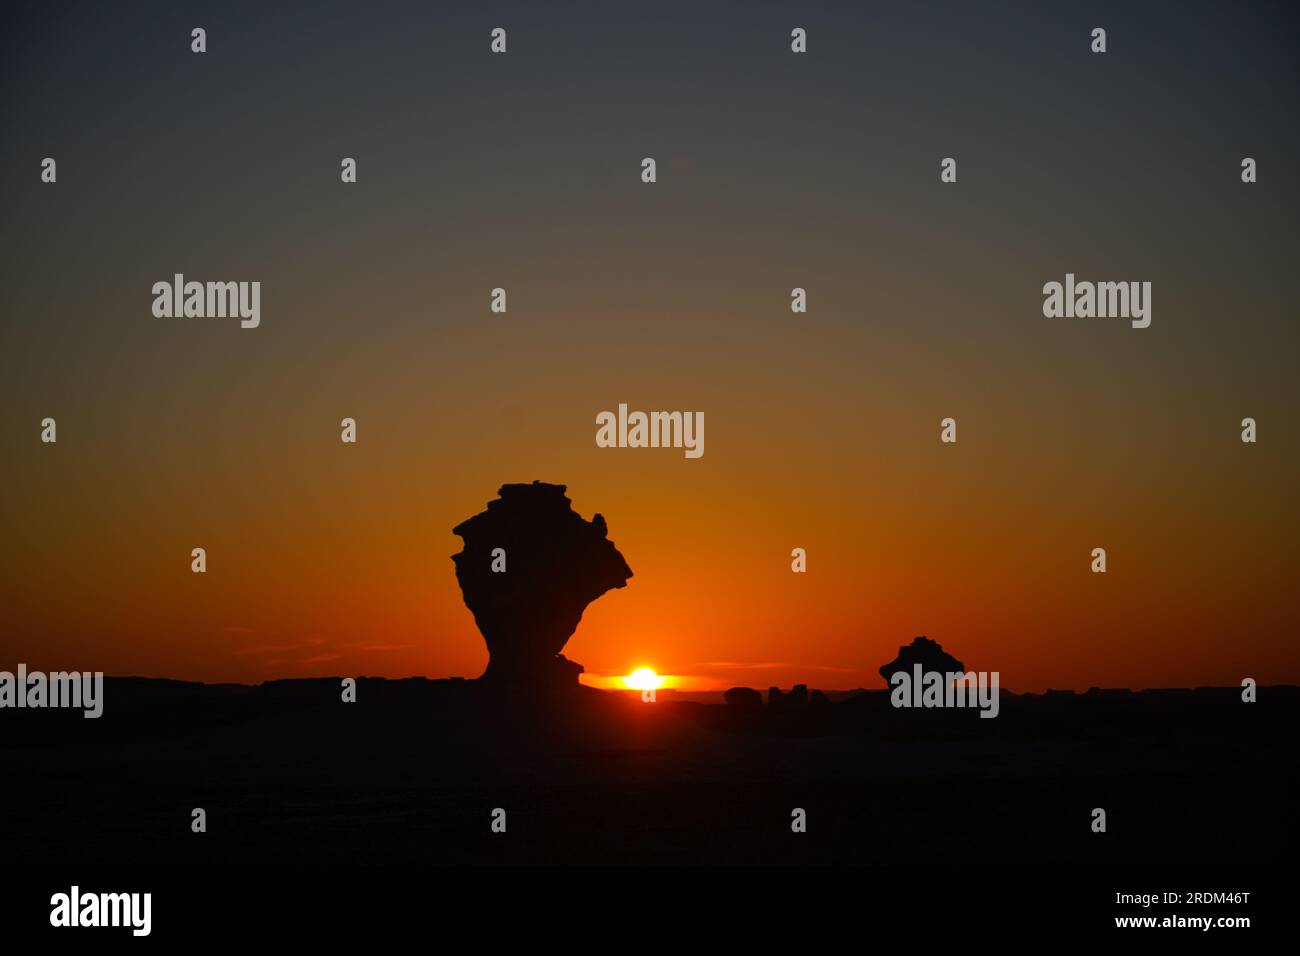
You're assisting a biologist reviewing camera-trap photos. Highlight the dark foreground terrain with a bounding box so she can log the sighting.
[3,678,1296,866]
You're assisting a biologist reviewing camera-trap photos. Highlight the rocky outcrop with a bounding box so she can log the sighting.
[879,636,966,686]
[452,482,632,686]
[724,686,764,712]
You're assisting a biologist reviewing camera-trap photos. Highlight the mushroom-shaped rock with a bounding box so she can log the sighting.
[452,482,632,685]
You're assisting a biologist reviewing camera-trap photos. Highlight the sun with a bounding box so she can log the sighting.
[623,667,663,691]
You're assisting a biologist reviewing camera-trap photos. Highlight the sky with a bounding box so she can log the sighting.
[2,1,1298,692]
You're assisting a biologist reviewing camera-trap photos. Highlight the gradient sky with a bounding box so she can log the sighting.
[2,1,1298,692]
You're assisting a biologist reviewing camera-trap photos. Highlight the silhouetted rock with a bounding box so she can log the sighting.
[878,636,966,687]
[724,687,763,712]
[767,684,810,715]
[452,482,632,686]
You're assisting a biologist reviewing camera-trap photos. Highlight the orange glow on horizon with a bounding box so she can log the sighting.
[581,669,723,692]
[623,667,662,691]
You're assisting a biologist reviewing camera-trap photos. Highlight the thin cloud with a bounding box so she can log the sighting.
[698,661,788,670]
[233,644,303,657]
[233,638,326,657]
[697,661,858,673]
[340,641,415,652]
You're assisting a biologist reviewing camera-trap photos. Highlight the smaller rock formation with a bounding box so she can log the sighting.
[879,636,966,686]
[724,686,764,713]
[767,683,812,715]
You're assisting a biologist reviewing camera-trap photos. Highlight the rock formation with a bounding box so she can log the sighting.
[879,636,966,686]
[452,482,632,686]
[724,686,764,712]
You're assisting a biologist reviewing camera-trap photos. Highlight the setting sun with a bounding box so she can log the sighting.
[623,668,663,691]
